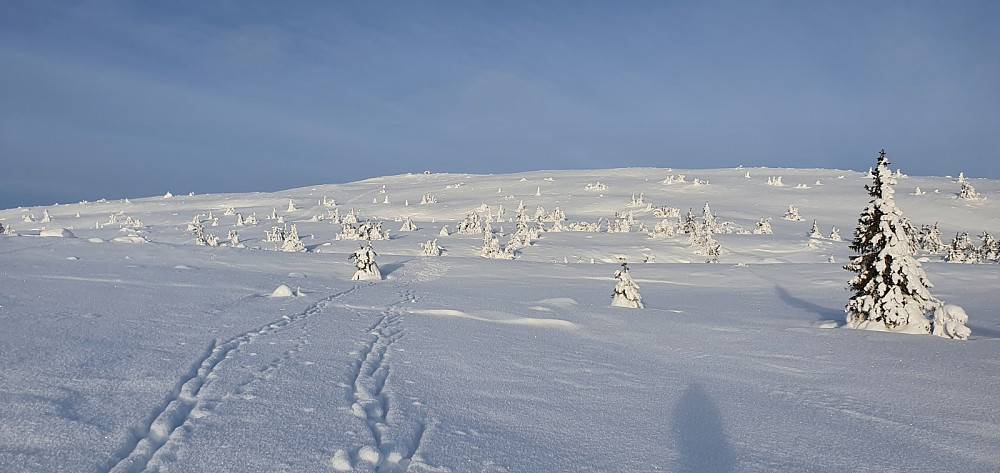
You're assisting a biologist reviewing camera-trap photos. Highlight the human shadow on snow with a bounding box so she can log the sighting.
[672,383,736,473]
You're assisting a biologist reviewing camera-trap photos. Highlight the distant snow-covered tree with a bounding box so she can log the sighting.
[399,217,418,232]
[829,227,842,241]
[845,150,939,332]
[915,224,945,253]
[228,230,240,246]
[945,232,979,263]
[702,202,717,231]
[783,205,803,221]
[41,210,52,223]
[585,181,608,191]
[808,220,823,238]
[349,242,382,280]
[959,180,981,200]
[191,223,220,247]
[287,199,297,212]
[767,176,784,187]
[979,231,1000,262]
[754,218,773,235]
[419,239,443,256]
[611,261,644,309]
[650,219,678,239]
[279,224,307,252]
[481,232,515,260]
[457,212,486,234]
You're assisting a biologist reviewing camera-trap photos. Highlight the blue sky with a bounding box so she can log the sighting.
[1,1,998,208]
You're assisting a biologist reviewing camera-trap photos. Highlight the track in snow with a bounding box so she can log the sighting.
[101,284,364,473]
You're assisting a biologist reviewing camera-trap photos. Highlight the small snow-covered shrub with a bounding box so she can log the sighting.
[661,174,686,185]
[783,205,803,221]
[945,232,978,263]
[279,224,307,252]
[399,217,418,232]
[767,176,784,187]
[349,243,382,280]
[653,207,681,219]
[481,232,515,260]
[457,212,486,234]
[829,227,842,241]
[584,181,608,191]
[611,262,644,309]
[650,219,678,239]
[419,239,443,256]
[931,305,971,340]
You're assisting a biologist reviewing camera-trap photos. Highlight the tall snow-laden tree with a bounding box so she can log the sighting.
[844,150,939,332]
[611,261,644,309]
[349,242,382,280]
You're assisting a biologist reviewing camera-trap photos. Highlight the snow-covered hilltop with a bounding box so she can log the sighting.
[1,167,999,472]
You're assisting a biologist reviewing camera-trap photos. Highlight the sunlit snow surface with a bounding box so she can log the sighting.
[1,168,998,472]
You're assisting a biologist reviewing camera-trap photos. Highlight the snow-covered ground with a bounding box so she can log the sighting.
[1,167,998,472]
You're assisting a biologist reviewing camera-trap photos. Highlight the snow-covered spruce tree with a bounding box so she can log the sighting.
[349,242,382,280]
[611,261,644,309]
[917,224,945,253]
[457,212,485,234]
[702,202,717,231]
[945,232,979,263]
[808,220,823,238]
[979,231,1000,262]
[959,180,981,200]
[844,150,939,332]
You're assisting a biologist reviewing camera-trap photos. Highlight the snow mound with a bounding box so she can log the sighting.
[330,449,352,471]
[87,237,104,243]
[932,304,972,340]
[173,265,196,270]
[536,297,579,308]
[410,309,577,329]
[111,235,148,244]
[40,228,75,238]
[269,284,295,298]
[288,272,307,278]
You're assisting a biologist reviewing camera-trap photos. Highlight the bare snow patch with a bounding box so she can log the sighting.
[535,297,579,308]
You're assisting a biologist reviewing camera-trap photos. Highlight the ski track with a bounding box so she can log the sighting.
[341,258,449,472]
[346,289,428,472]
[101,284,365,473]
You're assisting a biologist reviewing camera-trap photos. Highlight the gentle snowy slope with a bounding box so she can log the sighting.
[1,167,998,472]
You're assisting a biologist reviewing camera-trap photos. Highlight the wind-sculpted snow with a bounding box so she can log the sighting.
[1,168,999,471]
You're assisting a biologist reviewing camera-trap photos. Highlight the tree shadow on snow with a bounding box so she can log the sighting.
[775,285,843,323]
[672,383,736,473]
[379,260,410,278]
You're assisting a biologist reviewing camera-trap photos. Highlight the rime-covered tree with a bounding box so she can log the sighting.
[808,220,823,238]
[280,223,307,252]
[783,204,803,221]
[349,242,382,280]
[959,180,980,200]
[754,218,773,235]
[611,261,644,309]
[945,232,978,263]
[844,150,939,331]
